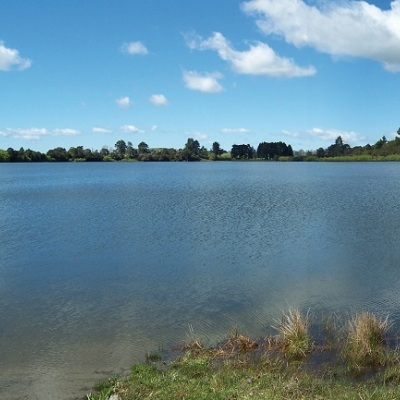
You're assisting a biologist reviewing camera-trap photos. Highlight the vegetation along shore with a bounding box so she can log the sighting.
[2,128,400,163]
[86,308,400,400]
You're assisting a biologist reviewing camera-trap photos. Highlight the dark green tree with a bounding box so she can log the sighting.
[138,141,149,154]
[257,141,293,160]
[316,147,325,158]
[47,147,68,161]
[126,141,138,159]
[115,140,127,156]
[212,141,223,156]
[326,136,350,157]
[185,138,200,155]
[68,146,85,160]
[231,144,254,159]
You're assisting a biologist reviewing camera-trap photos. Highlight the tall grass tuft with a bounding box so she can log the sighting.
[273,308,312,359]
[342,312,391,367]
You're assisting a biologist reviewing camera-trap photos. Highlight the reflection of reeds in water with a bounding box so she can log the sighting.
[343,312,391,367]
[182,324,204,352]
[272,308,312,359]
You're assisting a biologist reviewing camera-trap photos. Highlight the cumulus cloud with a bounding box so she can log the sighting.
[221,128,250,134]
[120,124,144,134]
[121,41,148,55]
[149,94,168,106]
[242,0,400,72]
[183,70,224,93]
[52,128,81,136]
[116,96,132,109]
[306,127,365,144]
[187,31,316,77]
[0,41,31,71]
[92,127,112,134]
[193,132,208,140]
[2,128,81,140]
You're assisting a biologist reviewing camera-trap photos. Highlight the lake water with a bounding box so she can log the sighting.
[1,162,400,399]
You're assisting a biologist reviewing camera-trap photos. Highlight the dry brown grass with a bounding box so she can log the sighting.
[182,324,204,351]
[343,312,391,367]
[272,308,312,359]
[220,326,258,353]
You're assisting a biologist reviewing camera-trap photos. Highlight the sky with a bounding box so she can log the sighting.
[1,0,400,153]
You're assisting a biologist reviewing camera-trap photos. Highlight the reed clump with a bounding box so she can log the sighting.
[219,326,258,354]
[342,312,391,367]
[272,308,312,359]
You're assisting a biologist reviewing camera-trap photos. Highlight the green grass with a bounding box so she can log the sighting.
[86,310,400,400]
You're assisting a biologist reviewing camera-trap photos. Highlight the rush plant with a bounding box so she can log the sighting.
[273,308,312,359]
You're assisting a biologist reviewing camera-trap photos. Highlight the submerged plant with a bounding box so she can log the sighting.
[273,308,312,359]
[342,312,391,367]
[182,324,204,352]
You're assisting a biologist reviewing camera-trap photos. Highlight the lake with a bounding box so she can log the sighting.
[1,161,400,399]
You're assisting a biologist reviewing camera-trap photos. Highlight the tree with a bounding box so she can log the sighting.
[138,141,149,154]
[374,136,387,150]
[212,141,223,156]
[185,138,200,155]
[100,147,110,157]
[316,148,325,158]
[47,147,68,161]
[126,141,138,159]
[115,140,127,156]
[257,141,293,160]
[231,144,254,159]
[177,138,201,161]
[326,136,350,157]
[68,146,85,160]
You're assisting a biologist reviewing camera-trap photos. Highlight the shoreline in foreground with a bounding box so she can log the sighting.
[86,310,400,400]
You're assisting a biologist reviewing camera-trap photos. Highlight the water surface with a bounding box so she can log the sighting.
[1,162,400,399]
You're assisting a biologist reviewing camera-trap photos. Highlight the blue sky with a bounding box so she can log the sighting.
[1,0,400,153]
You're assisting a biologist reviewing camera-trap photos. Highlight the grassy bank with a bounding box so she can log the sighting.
[86,310,400,400]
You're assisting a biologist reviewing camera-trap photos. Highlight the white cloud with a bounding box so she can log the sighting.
[183,70,224,93]
[151,125,158,131]
[221,128,250,134]
[116,96,132,109]
[2,127,81,140]
[5,128,47,140]
[121,41,148,55]
[52,128,81,136]
[187,32,316,77]
[193,132,208,141]
[0,41,31,71]
[120,125,144,134]
[242,0,400,72]
[282,129,300,139]
[306,127,364,144]
[92,127,112,134]
[149,94,168,106]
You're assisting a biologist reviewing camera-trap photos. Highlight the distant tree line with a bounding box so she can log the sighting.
[297,129,400,160]
[0,138,293,162]
[1,129,400,162]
